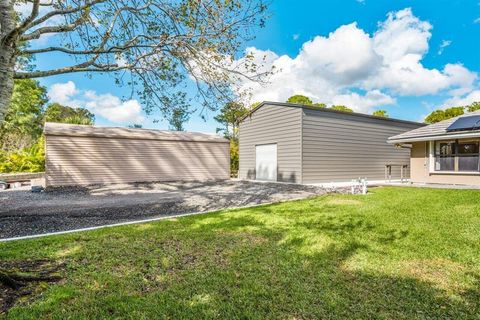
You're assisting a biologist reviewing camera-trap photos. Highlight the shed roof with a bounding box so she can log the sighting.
[44,122,228,143]
[388,110,480,143]
[240,101,424,126]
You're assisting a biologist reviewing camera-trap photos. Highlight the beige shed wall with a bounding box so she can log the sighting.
[45,135,230,187]
[410,141,480,185]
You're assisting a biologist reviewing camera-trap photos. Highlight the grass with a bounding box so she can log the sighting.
[1,187,480,319]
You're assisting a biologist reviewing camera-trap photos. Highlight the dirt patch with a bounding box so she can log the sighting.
[401,258,466,290]
[0,259,65,314]
[138,232,269,293]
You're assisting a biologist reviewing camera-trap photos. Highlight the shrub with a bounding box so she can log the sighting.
[0,137,45,173]
[230,139,239,177]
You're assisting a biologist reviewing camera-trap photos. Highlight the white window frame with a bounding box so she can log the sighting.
[428,139,480,175]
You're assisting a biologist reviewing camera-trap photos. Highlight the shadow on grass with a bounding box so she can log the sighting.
[73,238,479,319]
[293,243,480,319]
[152,239,480,319]
[169,205,480,318]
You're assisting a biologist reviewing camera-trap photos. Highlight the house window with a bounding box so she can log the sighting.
[458,141,479,171]
[434,140,480,172]
[435,141,455,171]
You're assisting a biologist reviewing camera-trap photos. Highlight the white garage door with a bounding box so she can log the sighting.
[255,144,277,181]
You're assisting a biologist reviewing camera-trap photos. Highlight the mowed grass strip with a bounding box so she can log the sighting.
[1,187,480,319]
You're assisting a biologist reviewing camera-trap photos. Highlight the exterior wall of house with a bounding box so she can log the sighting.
[45,132,230,187]
[301,109,422,184]
[410,141,428,183]
[238,104,303,183]
[410,141,480,185]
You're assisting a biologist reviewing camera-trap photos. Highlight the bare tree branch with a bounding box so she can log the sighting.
[1,0,270,123]
[3,0,40,45]
[17,0,41,31]
[25,0,54,6]
[29,0,107,29]
[21,15,86,41]
[14,63,128,78]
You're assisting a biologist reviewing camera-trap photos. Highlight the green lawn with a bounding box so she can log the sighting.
[1,187,480,319]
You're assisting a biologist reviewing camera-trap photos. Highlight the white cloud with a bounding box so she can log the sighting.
[232,8,478,113]
[83,91,145,124]
[300,23,380,85]
[364,8,473,96]
[373,8,432,64]
[332,90,396,110]
[443,90,480,108]
[443,63,477,95]
[292,34,300,40]
[233,24,389,112]
[438,40,452,55]
[48,81,145,124]
[48,81,78,106]
[474,17,480,24]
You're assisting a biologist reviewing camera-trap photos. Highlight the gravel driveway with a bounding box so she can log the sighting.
[0,180,326,239]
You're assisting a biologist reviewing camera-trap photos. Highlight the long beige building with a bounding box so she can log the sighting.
[388,111,480,186]
[44,123,230,187]
[239,102,424,185]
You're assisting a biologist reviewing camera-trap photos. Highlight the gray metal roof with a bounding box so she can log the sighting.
[240,101,423,126]
[388,110,480,143]
[44,122,228,143]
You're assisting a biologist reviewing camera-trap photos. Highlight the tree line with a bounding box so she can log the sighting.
[3,84,478,175]
[424,102,480,124]
[284,94,393,117]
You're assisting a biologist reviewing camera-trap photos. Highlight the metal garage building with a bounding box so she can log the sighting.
[239,102,424,185]
[45,123,230,187]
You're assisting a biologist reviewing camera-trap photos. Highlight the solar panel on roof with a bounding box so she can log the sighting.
[446,115,480,132]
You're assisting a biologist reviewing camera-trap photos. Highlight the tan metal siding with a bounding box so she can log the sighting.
[239,104,302,183]
[45,135,230,187]
[302,109,422,184]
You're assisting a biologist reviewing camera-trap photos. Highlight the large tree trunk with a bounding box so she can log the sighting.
[0,0,16,122]
[0,46,15,121]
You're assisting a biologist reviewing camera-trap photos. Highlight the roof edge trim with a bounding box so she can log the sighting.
[240,101,424,126]
[43,122,229,143]
[388,131,480,143]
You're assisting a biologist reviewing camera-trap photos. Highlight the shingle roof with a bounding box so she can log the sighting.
[388,110,480,143]
[44,122,228,143]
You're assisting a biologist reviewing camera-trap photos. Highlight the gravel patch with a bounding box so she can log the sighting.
[0,180,327,239]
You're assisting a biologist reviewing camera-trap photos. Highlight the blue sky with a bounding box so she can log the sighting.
[22,0,480,133]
